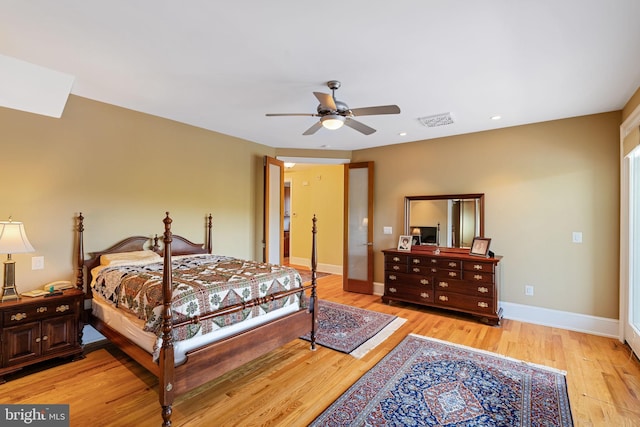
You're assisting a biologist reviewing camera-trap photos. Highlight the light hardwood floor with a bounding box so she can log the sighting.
[2,273,640,426]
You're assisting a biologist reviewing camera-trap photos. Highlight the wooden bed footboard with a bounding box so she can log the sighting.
[77,212,318,427]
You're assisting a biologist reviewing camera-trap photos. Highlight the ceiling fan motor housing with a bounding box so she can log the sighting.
[317,100,350,116]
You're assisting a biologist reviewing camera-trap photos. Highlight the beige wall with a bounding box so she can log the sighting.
[353,112,621,319]
[1,95,274,292]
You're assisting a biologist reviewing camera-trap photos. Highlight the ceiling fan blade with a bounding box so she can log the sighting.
[349,105,401,116]
[313,92,337,111]
[344,118,376,135]
[265,113,316,117]
[302,121,323,135]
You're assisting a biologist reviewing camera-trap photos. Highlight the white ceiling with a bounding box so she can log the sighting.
[2,1,640,151]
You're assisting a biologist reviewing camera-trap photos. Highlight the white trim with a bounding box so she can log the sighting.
[501,302,619,338]
[289,257,342,275]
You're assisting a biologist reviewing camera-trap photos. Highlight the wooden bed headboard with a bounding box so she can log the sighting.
[76,212,213,291]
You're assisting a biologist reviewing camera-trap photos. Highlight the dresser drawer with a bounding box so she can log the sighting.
[463,260,495,273]
[435,291,494,314]
[385,254,408,264]
[385,283,434,303]
[462,270,494,283]
[3,300,76,325]
[408,256,435,267]
[435,279,493,297]
[385,271,432,287]
[385,262,408,273]
[437,259,462,270]
[435,269,463,280]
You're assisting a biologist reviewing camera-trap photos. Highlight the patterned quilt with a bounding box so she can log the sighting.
[93,254,304,343]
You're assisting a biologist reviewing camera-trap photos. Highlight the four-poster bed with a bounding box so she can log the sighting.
[75,212,318,426]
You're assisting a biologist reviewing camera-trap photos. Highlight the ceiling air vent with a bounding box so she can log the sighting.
[418,113,454,128]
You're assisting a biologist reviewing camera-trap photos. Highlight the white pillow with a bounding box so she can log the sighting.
[100,250,162,266]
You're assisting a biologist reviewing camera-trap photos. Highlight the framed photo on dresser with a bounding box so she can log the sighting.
[397,235,412,251]
[469,237,491,257]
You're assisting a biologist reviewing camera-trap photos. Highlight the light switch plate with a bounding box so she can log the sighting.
[383,226,392,235]
[572,231,583,243]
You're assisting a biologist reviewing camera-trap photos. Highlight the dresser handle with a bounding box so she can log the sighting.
[439,295,449,302]
[389,287,397,293]
[42,335,48,341]
[478,302,489,308]
[389,275,397,281]
[393,265,400,270]
[412,267,420,272]
[420,292,430,299]
[393,257,400,262]
[412,259,421,264]
[36,337,41,343]
[431,268,437,273]
[11,313,27,321]
[448,262,457,267]
[439,282,448,288]
[37,306,48,313]
[473,274,483,281]
[448,271,457,277]
[478,287,489,293]
[431,259,437,263]
[420,279,429,285]
[473,264,483,270]
[56,304,70,313]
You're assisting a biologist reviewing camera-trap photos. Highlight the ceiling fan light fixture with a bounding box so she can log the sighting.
[321,114,345,130]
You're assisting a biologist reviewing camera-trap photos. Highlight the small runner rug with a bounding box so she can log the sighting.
[311,334,574,426]
[301,300,406,359]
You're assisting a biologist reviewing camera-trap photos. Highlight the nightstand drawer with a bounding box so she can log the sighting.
[3,300,75,325]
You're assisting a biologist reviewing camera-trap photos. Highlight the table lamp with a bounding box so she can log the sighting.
[0,218,35,302]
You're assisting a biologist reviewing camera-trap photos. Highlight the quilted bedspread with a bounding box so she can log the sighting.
[93,254,304,342]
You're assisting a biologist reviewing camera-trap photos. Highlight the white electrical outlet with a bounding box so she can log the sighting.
[525,285,534,296]
[32,256,44,270]
[572,231,583,243]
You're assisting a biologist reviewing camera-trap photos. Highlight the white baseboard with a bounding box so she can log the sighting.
[289,257,342,275]
[373,281,619,338]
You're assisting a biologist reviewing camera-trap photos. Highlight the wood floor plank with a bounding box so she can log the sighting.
[1,273,639,426]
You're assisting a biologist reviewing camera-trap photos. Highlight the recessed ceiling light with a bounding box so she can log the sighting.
[491,115,502,120]
[399,132,407,136]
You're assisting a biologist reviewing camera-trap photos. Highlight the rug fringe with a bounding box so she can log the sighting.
[408,333,568,375]
[350,317,408,359]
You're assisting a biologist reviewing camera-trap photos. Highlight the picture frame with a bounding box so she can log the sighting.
[397,235,412,251]
[411,235,422,246]
[469,237,491,257]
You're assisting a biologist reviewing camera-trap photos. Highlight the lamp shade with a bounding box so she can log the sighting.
[0,220,35,254]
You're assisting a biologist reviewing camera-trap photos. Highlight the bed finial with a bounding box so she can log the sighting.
[206,213,213,254]
[76,213,85,291]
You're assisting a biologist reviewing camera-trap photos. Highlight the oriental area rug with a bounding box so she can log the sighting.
[311,334,574,426]
[301,300,406,359]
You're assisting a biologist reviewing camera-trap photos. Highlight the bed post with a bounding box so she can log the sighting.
[309,215,318,350]
[206,213,213,254]
[160,212,175,427]
[75,213,85,291]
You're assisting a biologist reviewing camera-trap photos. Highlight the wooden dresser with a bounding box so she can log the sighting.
[382,246,502,325]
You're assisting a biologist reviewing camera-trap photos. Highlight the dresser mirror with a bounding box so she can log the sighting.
[404,193,484,248]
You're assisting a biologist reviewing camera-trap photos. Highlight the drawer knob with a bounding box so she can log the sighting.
[412,259,421,264]
[431,268,437,273]
[11,313,27,321]
[473,274,483,281]
[448,271,457,277]
[448,262,457,267]
[420,279,429,285]
[36,337,41,343]
[420,292,430,299]
[439,282,449,288]
[389,275,397,281]
[42,335,48,341]
[389,287,397,293]
[37,306,48,313]
[412,267,420,272]
[439,295,449,302]
[393,265,400,270]
[393,257,400,262]
[431,259,437,264]
[477,287,489,293]
[478,302,489,308]
[56,304,70,313]
[473,264,483,270]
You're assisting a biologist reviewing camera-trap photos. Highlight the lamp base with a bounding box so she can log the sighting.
[1,284,19,302]
[2,258,20,302]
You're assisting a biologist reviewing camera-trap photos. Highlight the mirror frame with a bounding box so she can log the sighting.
[404,193,485,247]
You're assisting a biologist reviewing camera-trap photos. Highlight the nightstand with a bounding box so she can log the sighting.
[0,288,84,383]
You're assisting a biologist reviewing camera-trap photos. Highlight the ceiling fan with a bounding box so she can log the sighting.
[265,80,401,135]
